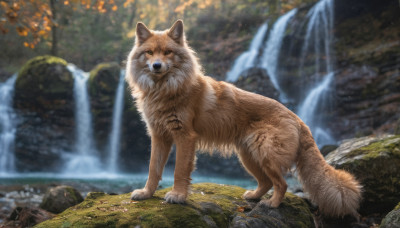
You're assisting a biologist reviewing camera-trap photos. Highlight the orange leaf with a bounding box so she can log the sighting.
[112,5,117,11]
[23,42,29,47]
[16,26,28,36]
[237,206,245,212]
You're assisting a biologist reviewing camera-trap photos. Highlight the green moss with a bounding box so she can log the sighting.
[89,62,120,96]
[35,183,315,228]
[333,135,400,214]
[19,55,68,78]
[344,136,400,160]
[14,55,74,111]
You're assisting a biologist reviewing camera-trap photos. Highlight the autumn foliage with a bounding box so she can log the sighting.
[0,0,129,49]
[0,0,216,50]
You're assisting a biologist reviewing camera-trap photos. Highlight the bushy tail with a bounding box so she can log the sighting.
[297,123,362,217]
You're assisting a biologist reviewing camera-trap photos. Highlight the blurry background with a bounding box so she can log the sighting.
[0,0,399,223]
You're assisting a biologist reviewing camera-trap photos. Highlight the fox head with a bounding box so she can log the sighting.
[135,20,185,77]
[127,20,201,93]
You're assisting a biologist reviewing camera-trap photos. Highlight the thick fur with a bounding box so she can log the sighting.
[125,20,362,217]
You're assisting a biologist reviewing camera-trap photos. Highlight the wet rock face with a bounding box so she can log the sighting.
[40,185,84,214]
[88,62,150,172]
[13,55,75,172]
[326,135,400,215]
[234,67,280,100]
[88,62,121,154]
[331,0,400,140]
[35,183,314,228]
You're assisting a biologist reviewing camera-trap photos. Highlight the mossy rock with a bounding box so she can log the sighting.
[14,55,73,111]
[35,183,314,228]
[380,202,400,228]
[40,185,84,214]
[89,62,120,97]
[326,135,400,215]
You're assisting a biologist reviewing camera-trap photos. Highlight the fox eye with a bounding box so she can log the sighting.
[146,50,153,55]
[164,50,172,55]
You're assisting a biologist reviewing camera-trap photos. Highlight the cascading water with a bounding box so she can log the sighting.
[107,70,125,173]
[226,23,268,82]
[225,0,336,147]
[261,8,298,102]
[297,0,335,146]
[64,64,101,174]
[0,74,17,175]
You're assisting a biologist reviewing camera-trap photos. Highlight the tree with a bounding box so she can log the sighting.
[0,0,128,55]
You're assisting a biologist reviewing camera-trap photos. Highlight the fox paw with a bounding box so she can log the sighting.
[260,199,280,208]
[164,190,186,204]
[243,190,261,200]
[131,188,151,200]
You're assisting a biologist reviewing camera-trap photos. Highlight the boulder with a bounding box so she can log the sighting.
[13,56,75,172]
[35,183,314,228]
[14,55,74,112]
[234,67,280,100]
[380,202,400,228]
[4,206,55,228]
[87,62,150,172]
[40,186,84,214]
[88,62,121,152]
[326,135,400,215]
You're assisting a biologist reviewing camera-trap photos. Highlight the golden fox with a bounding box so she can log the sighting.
[125,20,361,217]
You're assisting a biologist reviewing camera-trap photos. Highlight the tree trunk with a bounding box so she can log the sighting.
[50,0,58,56]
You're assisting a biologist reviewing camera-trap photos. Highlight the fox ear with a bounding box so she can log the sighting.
[136,22,152,45]
[168,20,184,44]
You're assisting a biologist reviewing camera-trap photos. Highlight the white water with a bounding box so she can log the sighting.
[107,70,125,173]
[225,0,336,147]
[0,74,17,175]
[261,8,298,102]
[65,64,101,174]
[297,0,335,146]
[300,0,334,75]
[298,72,335,145]
[226,23,268,82]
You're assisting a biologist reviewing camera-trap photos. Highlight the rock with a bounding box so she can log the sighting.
[4,206,55,228]
[234,67,280,100]
[326,135,400,215]
[87,62,150,173]
[13,56,75,172]
[320,144,338,156]
[40,186,84,214]
[231,193,315,228]
[380,202,400,228]
[88,62,121,153]
[35,183,314,228]
[15,55,73,112]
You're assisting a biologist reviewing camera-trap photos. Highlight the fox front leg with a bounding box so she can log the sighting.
[164,132,197,203]
[131,135,172,200]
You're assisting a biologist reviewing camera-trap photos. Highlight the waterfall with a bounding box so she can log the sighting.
[297,0,335,146]
[0,74,17,175]
[225,0,336,147]
[107,70,125,173]
[298,72,335,144]
[64,64,101,174]
[261,8,298,102]
[226,23,268,82]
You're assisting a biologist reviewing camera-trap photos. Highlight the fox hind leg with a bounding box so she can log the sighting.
[238,149,272,200]
[260,161,288,208]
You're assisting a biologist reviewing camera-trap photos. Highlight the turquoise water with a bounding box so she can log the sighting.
[0,172,260,195]
[0,171,302,195]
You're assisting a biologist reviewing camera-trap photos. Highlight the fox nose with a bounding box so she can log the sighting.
[153,62,162,70]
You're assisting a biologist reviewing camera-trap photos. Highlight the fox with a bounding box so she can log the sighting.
[125,20,362,217]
